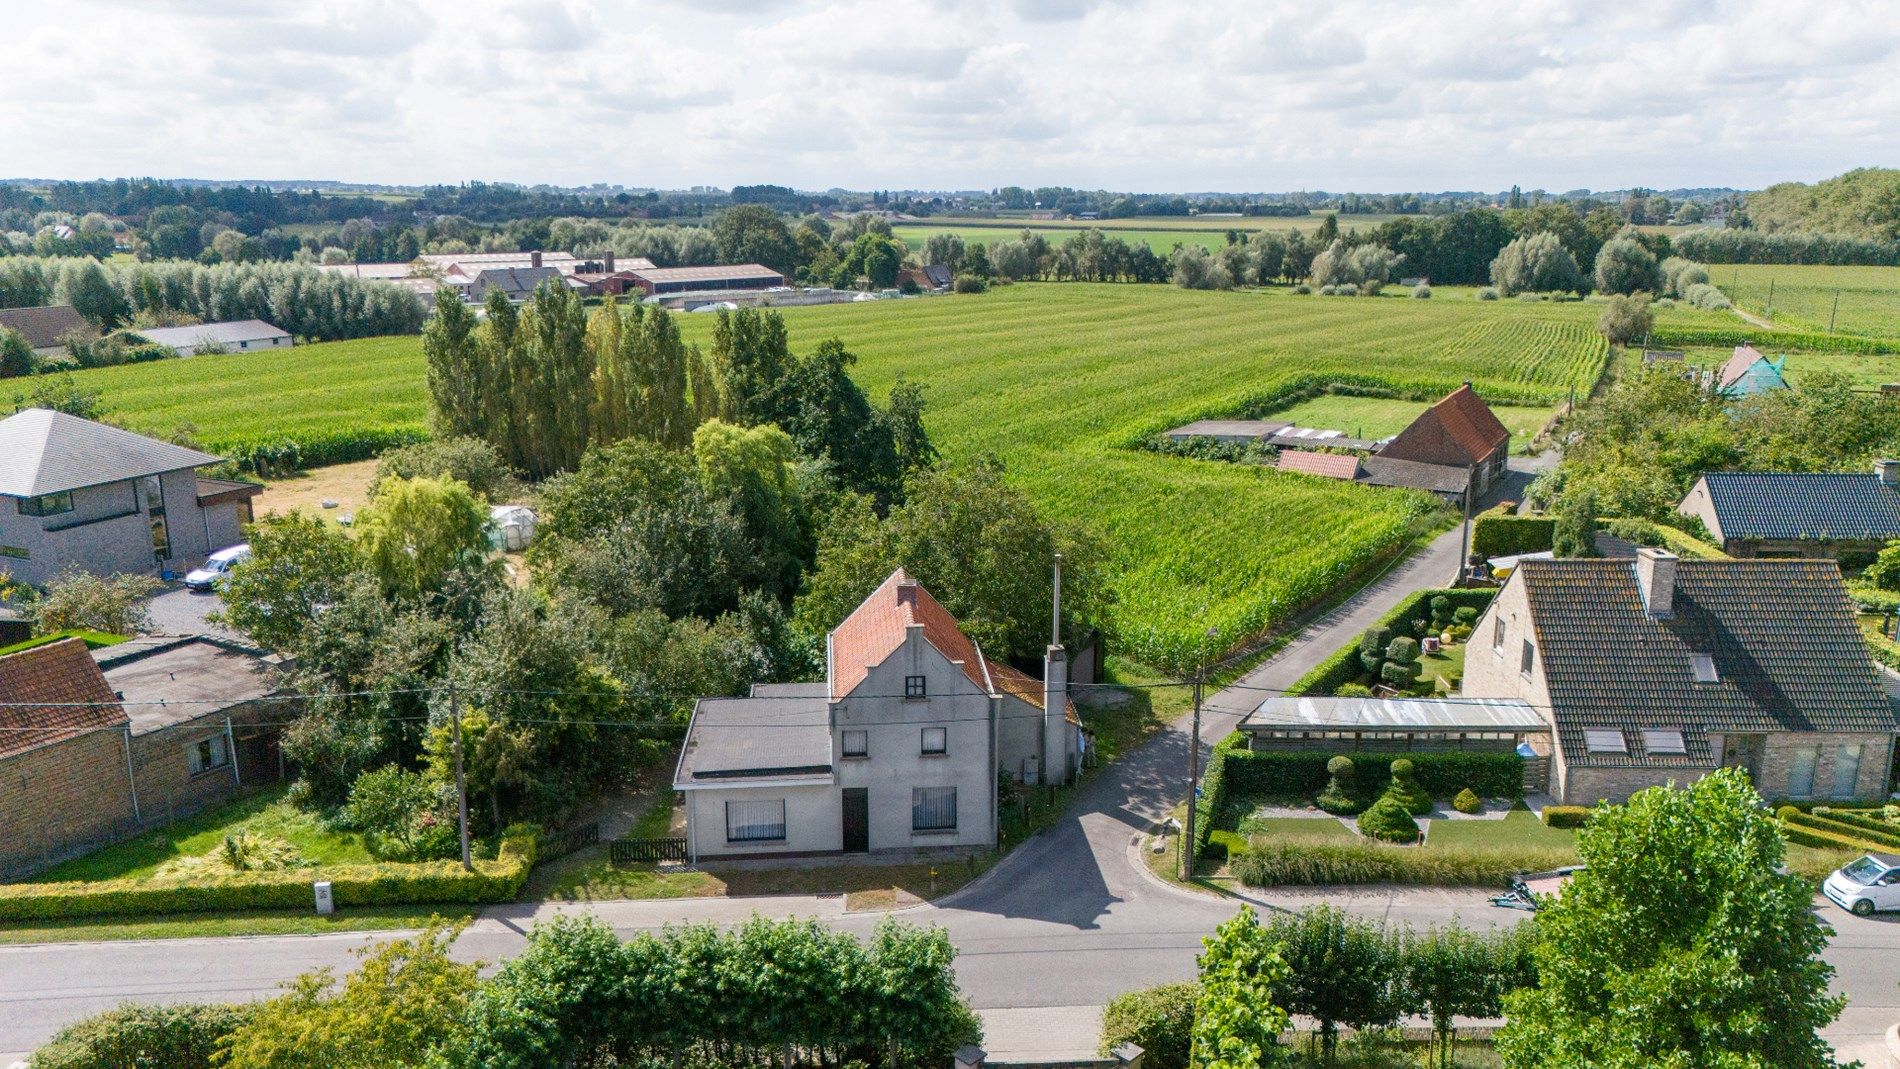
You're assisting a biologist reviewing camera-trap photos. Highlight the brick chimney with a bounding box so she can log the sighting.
[1876,459,1900,487]
[1042,554,1070,786]
[530,250,542,269]
[604,250,615,273]
[1635,546,1678,619]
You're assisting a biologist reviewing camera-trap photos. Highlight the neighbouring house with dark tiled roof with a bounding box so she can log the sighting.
[1463,548,1899,805]
[1678,464,1900,561]
[1374,383,1513,501]
[673,569,1080,860]
[0,304,90,356]
[0,408,261,587]
[0,636,285,878]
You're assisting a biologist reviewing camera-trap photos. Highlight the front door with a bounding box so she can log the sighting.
[842,788,869,853]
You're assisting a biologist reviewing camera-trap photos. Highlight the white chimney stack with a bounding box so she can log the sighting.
[1876,459,1900,487]
[1043,553,1069,786]
[1636,546,1678,619]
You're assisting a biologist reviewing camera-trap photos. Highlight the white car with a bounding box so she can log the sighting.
[1822,853,1900,917]
[183,544,251,592]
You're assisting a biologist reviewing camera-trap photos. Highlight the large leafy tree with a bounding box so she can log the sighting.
[795,454,1103,663]
[712,204,797,276]
[353,475,495,608]
[1593,235,1664,295]
[422,288,486,440]
[1193,909,1292,1069]
[1264,904,1406,1065]
[1404,923,1529,1069]
[215,512,366,652]
[693,419,814,600]
[1496,769,1849,1069]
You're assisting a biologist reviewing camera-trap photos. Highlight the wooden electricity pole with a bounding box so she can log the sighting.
[450,683,472,872]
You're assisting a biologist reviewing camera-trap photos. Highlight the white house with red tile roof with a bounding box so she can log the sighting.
[672,569,1081,860]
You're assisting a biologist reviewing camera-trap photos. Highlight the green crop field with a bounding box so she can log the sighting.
[1717,264,1900,338]
[890,212,1412,256]
[74,283,1681,667]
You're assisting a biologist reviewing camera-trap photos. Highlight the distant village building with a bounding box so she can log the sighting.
[1373,383,1511,498]
[1714,344,1788,397]
[627,264,788,296]
[0,304,90,357]
[467,266,564,304]
[131,319,292,356]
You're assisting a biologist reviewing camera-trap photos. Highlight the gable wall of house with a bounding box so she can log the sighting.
[1677,478,1724,544]
[1460,575,1564,785]
[995,690,1046,784]
[0,728,139,879]
[832,628,996,849]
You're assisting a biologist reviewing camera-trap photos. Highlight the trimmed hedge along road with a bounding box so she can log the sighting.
[0,827,538,922]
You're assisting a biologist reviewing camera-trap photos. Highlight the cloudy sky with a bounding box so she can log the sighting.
[5,0,1898,193]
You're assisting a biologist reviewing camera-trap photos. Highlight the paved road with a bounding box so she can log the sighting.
[4,496,1895,1062]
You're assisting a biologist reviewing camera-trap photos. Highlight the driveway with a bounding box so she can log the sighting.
[143,586,241,642]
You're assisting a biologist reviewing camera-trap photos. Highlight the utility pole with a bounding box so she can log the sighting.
[1182,661,1204,881]
[1829,290,1841,334]
[1456,461,1476,581]
[450,682,472,872]
[1766,277,1775,318]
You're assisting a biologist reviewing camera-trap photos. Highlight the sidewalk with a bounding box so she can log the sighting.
[980,1006,1105,1062]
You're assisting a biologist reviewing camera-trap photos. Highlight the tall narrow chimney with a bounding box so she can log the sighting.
[530,250,542,269]
[1636,546,1678,619]
[604,250,615,273]
[1876,459,1900,487]
[1043,554,1069,786]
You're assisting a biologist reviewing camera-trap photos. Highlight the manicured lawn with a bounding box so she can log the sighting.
[33,786,371,883]
[1243,816,1357,841]
[0,905,474,945]
[1421,641,1467,693]
[1424,807,1576,850]
[535,858,987,912]
[1266,393,1559,444]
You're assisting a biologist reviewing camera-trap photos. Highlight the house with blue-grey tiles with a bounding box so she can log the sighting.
[1678,464,1900,562]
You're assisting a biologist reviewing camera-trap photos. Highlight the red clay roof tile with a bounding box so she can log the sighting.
[0,638,129,759]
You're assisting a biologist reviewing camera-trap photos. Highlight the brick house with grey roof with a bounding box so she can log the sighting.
[673,569,1080,860]
[1463,548,1898,805]
[0,408,261,587]
[1678,464,1900,561]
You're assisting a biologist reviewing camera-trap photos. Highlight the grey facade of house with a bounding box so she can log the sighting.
[0,410,260,587]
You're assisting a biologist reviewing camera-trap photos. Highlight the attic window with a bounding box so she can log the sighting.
[1642,729,1688,755]
[1583,729,1628,755]
[1691,654,1719,684]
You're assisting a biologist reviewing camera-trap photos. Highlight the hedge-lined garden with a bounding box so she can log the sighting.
[1471,513,1554,559]
[1775,806,1900,853]
[0,826,538,922]
[1284,587,1496,697]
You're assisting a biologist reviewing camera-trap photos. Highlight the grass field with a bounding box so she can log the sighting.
[1267,393,1559,442]
[1424,808,1576,849]
[1675,344,1900,389]
[76,283,1674,667]
[1718,264,1900,338]
[35,786,370,883]
[891,212,1418,255]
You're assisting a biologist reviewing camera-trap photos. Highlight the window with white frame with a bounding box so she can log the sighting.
[921,726,947,755]
[1830,743,1863,799]
[725,799,787,842]
[912,786,956,831]
[842,730,868,758]
[1786,746,1819,799]
[187,733,230,775]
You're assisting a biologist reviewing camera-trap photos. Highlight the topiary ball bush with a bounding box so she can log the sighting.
[1316,755,1362,814]
[1453,788,1482,815]
[1357,796,1420,843]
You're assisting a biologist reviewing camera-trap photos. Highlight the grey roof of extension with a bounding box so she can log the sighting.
[0,409,221,497]
[95,636,280,735]
[132,319,290,349]
[1513,558,1898,768]
[1696,471,1900,542]
[0,304,89,349]
[673,682,834,786]
[1246,696,1547,733]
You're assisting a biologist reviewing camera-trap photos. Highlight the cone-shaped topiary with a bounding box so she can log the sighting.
[1453,788,1483,815]
[1356,796,1420,843]
[1315,755,1363,815]
[1383,758,1434,816]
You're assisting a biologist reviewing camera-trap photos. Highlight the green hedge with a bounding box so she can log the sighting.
[33,1003,252,1069]
[0,827,538,922]
[1778,820,1883,853]
[1231,840,1577,888]
[1810,807,1900,840]
[1472,515,1554,559]
[1650,325,1900,355]
[1786,810,1900,850]
[1542,805,1590,828]
[1286,587,1497,697]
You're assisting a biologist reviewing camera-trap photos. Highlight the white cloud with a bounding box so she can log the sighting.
[0,0,1895,190]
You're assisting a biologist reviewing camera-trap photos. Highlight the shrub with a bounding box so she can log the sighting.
[1099,983,1199,1069]
[1785,809,1900,850]
[0,827,538,922]
[1336,283,1359,297]
[34,1003,253,1069]
[1383,758,1434,816]
[1471,514,1556,559]
[1453,606,1478,625]
[1381,637,1422,687]
[370,437,516,501]
[1453,788,1483,815]
[952,273,987,294]
[1597,294,1653,345]
[1288,588,1496,696]
[1292,283,1313,294]
[1357,796,1420,843]
[1476,287,1499,300]
[1232,841,1579,888]
[1333,682,1372,697]
[1412,284,1431,299]
[1683,282,1731,311]
[1316,756,1362,815]
[1543,805,1590,829]
[1318,284,1338,296]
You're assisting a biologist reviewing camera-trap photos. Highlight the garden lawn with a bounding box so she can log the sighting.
[0,905,475,945]
[1244,816,1357,841]
[1266,393,1559,443]
[1424,807,1576,850]
[77,283,1725,667]
[33,786,371,883]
